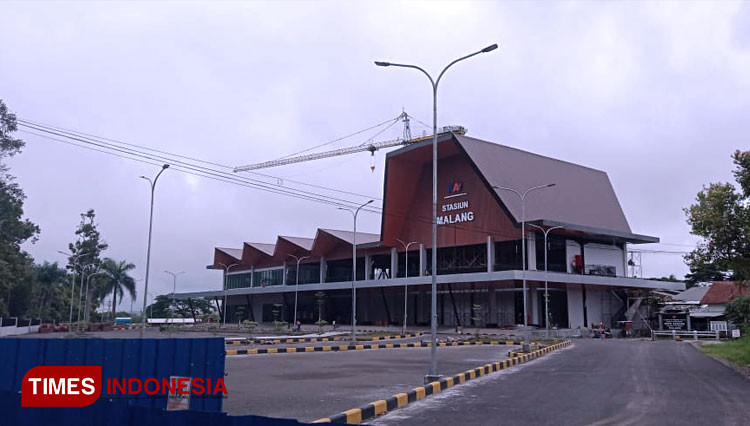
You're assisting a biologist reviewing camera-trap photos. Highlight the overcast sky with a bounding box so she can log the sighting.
[2,1,749,311]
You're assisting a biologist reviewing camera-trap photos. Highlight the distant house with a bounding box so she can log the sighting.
[695,281,749,332]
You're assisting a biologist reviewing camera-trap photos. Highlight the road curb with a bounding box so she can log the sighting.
[311,340,572,424]
[225,332,425,346]
[225,339,526,356]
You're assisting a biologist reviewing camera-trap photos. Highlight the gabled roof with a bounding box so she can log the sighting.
[454,135,633,235]
[701,281,749,304]
[216,247,242,260]
[319,229,380,245]
[279,236,314,251]
[244,242,275,256]
[310,228,381,256]
[273,236,315,260]
[672,286,710,303]
[240,242,275,265]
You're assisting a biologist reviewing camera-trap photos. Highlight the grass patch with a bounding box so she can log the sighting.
[701,337,750,366]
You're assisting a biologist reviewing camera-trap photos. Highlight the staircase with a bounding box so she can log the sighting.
[625,297,643,321]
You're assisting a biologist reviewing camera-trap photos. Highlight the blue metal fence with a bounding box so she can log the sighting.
[0,338,225,412]
[0,391,307,426]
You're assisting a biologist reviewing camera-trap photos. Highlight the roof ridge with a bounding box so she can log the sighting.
[320,228,380,236]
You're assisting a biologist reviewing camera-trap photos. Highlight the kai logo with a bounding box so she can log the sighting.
[447,181,463,195]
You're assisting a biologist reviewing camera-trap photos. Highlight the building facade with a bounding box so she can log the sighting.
[175,133,684,330]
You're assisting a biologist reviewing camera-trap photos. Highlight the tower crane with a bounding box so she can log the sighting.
[233,112,466,173]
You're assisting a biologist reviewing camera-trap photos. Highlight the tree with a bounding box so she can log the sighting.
[145,295,215,319]
[98,258,136,318]
[0,99,40,316]
[67,209,108,322]
[725,296,750,334]
[30,262,70,321]
[684,150,750,287]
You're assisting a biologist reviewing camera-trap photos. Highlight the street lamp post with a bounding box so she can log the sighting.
[165,270,185,321]
[139,164,170,337]
[493,183,555,349]
[376,43,498,381]
[338,199,374,342]
[58,250,92,331]
[288,254,311,329]
[527,224,564,336]
[76,263,97,330]
[83,270,107,327]
[395,238,419,335]
[218,262,239,326]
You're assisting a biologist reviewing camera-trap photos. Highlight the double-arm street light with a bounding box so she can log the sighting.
[83,270,107,327]
[376,43,498,381]
[165,270,185,320]
[139,164,170,337]
[338,199,374,342]
[75,263,97,330]
[58,250,92,331]
[395,238,419,335]
[527,224,565,335]
[288,254,311,328]
[217,262,239,326]
[493,183,556,348]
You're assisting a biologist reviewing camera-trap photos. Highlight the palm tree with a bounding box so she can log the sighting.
[99,258,137,318]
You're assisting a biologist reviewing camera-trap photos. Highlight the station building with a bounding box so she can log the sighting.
[175,133,684,330]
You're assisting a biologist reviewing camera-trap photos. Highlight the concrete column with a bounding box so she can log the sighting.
[527,232,537,271]
[419,244,426,277]
[487,236,495,273]
[567,284,585,328]
[687,314,692,331]
[488,286,497,325]
[282,261,287,285]
[250,266,255,287]
[390,247,398,279]
[319,257,326,284]
[365,253,372,281]
[530,284,539,325]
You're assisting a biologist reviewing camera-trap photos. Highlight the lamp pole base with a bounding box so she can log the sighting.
[424,374,443,384]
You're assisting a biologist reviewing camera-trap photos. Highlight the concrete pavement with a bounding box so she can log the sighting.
[224,344,518,422]
[371,339,750,426]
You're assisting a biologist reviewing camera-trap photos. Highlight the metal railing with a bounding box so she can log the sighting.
[651,329,719,340]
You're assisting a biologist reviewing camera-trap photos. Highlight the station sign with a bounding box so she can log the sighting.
[438,181,475,226]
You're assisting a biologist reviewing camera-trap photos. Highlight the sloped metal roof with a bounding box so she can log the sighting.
[216,247,242,260]
[454,135,633,235]
[244,242,275,256]
[279,236,314,251]
[318,228,380,245]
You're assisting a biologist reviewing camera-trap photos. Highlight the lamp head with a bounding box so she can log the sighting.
[546,183,556,188]
[374,61,391,67]
[162,164,170,169]
[482,44,499,53]
[366,199,374,204]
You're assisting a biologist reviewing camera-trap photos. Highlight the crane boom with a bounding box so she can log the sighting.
[233,138,410,172]
[232,108,465,173]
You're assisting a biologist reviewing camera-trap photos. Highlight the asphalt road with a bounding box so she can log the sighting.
[223,345,517,422]
[371,339,750,426]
